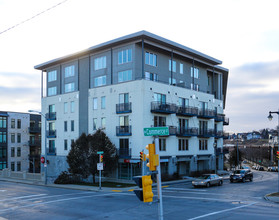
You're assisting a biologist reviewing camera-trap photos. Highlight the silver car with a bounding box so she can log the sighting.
[192,174,223,188]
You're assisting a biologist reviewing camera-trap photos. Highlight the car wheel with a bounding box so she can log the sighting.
[218,180,223,186]
[206,182,210,188]
[242,178,246,183]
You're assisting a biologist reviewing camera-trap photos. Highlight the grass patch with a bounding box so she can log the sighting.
[76,181,136,188]
[267,192,279,197]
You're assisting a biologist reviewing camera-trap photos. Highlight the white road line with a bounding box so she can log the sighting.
[187,202,258,220]
[0,194,47,202]
[0,192,120,213]
[162,195,247,203]
[0,190,6,192]
[162,188,207,192]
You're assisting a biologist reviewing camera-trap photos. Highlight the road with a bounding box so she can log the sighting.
[0,170,279,219]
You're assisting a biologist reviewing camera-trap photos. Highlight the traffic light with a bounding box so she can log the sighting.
[140,151,146,161]
[133,175,153,203]
[146,144,159,171]
[100,155,103,162]
[276,151,279,159]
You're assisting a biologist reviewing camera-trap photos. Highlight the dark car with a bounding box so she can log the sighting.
[230,169,253,183]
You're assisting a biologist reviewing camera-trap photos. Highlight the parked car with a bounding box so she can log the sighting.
[192,174,223,188]
[258,166,264,171]
[252,166,257,170]
[268,166,276,172]
[230,169,253,183]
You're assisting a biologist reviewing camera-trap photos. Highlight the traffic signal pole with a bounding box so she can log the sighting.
[154,136,163,220]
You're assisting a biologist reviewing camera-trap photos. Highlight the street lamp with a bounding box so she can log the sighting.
[267,110,279,192]
[29,110,47,185]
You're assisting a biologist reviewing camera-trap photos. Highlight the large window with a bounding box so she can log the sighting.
[48,86,57,96]
[0,132,6,143]
[179,97,189,107]
[0,117,7,128]
[48,70,57,82]
[145,52,157,66]
[94,76,106,87]
[65,82,75,93]
[119,93,129,104]
[169,60,176,72]
[65,65,75,78]
[94,56,106,70]
[118,70,132,82]
[191,67,199,79]
[145,72,158,81]
[199,139,208,150]
[154,93,166,104]
[179,139,188,151]
[118,49,132,64]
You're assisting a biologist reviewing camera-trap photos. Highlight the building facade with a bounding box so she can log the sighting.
[0,111,41,173]
[35,31,229,181]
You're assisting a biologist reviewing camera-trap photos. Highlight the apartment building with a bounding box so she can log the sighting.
[0,111,41,173]
[34,31,229,181]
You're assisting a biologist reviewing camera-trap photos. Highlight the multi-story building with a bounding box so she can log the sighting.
[0,111,41,173]
[34,31,229,181]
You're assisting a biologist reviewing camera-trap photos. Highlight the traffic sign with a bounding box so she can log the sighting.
[97,151,104,154]
[41,156,45,164]
[97,163,103,171]
[143,127,169,136]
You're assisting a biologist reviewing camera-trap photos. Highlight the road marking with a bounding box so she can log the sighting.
[162,195,247,203]
[162,185,169,188]
[162,187,207,192]
[128,189,134,192]
[187,202,258,220]
[0,190,6,192]
[111,190,122,192]
[0,194,47,202]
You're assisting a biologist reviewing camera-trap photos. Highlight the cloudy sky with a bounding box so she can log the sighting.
[0,0,279,133]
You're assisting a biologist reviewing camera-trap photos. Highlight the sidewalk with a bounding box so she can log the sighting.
[264,193,279,203]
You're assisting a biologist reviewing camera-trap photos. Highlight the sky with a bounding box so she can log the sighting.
[0,0,279,133]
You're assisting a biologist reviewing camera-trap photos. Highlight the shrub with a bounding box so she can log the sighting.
[54,171,80,184]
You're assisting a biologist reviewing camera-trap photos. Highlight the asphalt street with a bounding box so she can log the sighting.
[0,170,279,220]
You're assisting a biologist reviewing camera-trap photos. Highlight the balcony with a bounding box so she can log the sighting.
[116,103,132,114]
[28,140,41,146]
[198,129,215,138]
[47,147,56,155]
[116,126,132,136]
[176,127,198,137]
[151,102,177,114]
[215,130,224,138]
[215,114,225,122]
[46,130,56,138]
[117,148,131,159]
[176,106,198,117]
[46,112,56,121]
[223,117,229,126]
[197,109,215,119]
[29,126,41,134]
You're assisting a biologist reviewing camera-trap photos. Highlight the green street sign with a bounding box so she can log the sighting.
[143,127,169,136]
[97,151,104,154]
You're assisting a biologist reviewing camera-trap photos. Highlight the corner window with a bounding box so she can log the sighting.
[118,49,132,64]
[48,70,57,82]
[65,65,75,78]
[94,56,106,70]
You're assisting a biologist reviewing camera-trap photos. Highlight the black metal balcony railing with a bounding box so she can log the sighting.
[214,114,225,122]
[176,106,198,117]
[116,126,132,136]
[223,117,229,126]
[29,126,41,134]
[116,103,132,114]
[117,148,131,158]
[47,147,56,155]
[198,109,215,119]
[198,129,215,138]
[151,102,177,114]
[46,112,56,121]
[47,130,56,138]
[28,140,41,146]
[176,127,198,137]
[215,130,224,138]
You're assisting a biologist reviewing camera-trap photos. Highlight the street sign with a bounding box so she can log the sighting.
[97,151,104,154]
[97,163,103,170]
[41,156,45,164]
[144,127,169,136]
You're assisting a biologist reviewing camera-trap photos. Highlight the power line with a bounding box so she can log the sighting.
[0,0,69,35]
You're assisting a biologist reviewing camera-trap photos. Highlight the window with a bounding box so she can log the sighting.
[17,119,21,129]
[17,147,21,157]
[200,101,208,110]
[11,133,15,143]
[64,102,68,114]
[64,121,67,132]
[101,96,106,109]
[71,101,75,113]
[48,86,57,96]
[11,162,15,171]
[191,67,199,79]
[191,83,199,91]
[180,63,183,74]
[49,122,55,131]
[11,147,15,157]
[94,76,106,87]
[0,148,7,159]
[154,93,166,104]
[64,139,68,151]
[94,56,106,70]
[93,98,98,110]
[179,139,188,151]
[119,93,129,104]
[65,65,75,78]
[199,139,208,150]
[93,118,97,130]
[17,162,21,171]
[71,120,74,132]
[118,49,132,64]
[0,117,7,128]
[169,60,176,72]
[71,139,74,147]
[48,70,57,82]
[169,78,176,85]
[120,116,129,126]
[11,119,15,128]
[101,117,106,129]
[145,52,157,66]
[119,139,129,156]
[17,133,21,143]
[159,139,166,151]
[65,82,75,93]
[199,121,208,134]
[179,118,189,131]
[0,132,7,143]
[145,72,158,81]
[49,104,55,113]
[179,97,189,107]
[154,116,166,127]
[118,70,132,82]
[49,140,55,154]
[0,161,7,170]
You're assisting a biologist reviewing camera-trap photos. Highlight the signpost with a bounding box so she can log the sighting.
[97,151,104,190]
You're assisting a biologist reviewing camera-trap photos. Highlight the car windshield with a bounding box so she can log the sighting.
[234,170,245,174]
[198,175,210,179]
